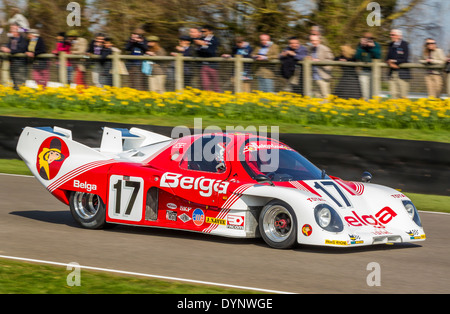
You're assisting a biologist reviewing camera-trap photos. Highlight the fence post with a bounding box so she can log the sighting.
[302,58,313,97]
[1,57,10,85]
[59,51,68,85]
[112,51,121,88]
[447,73,450,98]
[234,55,243,93]
[371,59,382,98]
[174,53,184,91]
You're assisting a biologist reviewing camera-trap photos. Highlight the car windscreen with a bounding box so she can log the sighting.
[240,139,326,181]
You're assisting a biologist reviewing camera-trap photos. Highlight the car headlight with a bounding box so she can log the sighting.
[317,206,331,228]
[314,204,343,232]
[402,200,422,227]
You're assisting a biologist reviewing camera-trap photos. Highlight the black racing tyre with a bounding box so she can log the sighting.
[69,191,108,229]
[259,200,297,249]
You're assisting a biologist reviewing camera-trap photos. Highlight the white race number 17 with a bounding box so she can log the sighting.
[108,175,144,222]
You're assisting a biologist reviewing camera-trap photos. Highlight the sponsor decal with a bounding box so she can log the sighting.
[243,141,293,153]
[227,215,245,230]
[406,230,426,240]
[172,142,186,149]
[179,206,192,212]
[325,239,348,246]
[302,224,313,237]
[306,197,326,203]
[166,210,177,221]
[166,203,177,210]
[36,137,70,180]
[391,193,407,199]
[349,234,364,245]
[73,180,97,192]
[178,213,191,223]
[192,208,205,226]
[344,207,397,229]
[206,217,226,225]
[160,172,229,197]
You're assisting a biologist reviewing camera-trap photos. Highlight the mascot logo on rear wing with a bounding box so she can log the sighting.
[36,137,70,180]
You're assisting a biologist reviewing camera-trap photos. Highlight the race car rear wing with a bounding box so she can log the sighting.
[100,127,171,153]
[16,126,173,188]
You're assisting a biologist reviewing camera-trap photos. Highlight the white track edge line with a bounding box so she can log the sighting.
[0,254,295,294]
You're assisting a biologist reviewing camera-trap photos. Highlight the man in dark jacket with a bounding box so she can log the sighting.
[386,29,411,99]
[279,36,307,93]
[125,29,148,90]
[355,32,381,99]
[194,25,220,92]
[87,32,105,87]
[1,24,28,89]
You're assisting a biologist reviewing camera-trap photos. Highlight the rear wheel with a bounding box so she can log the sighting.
[259,200,297,249]
[69,191,108,229]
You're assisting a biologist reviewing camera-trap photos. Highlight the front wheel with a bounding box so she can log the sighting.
[259,200,297,249]
[69,191,108,229]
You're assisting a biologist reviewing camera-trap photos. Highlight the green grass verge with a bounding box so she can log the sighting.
[0,258,259,294]
[1,107,449,143]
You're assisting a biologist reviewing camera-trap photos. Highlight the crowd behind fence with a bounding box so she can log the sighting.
[1,52,449,99]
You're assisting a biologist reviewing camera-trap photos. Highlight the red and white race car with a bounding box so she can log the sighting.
[17,126,426,249]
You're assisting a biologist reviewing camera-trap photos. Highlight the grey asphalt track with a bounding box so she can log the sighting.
[1,174,449,294]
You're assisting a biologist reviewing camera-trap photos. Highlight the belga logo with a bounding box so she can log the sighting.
[36,137,70,180]
[160,172,229,197]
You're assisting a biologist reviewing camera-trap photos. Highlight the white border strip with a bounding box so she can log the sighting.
[0,173,34,178]
[0,254,295,294]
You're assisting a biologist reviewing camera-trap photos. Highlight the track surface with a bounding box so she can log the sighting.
[1,174,449,294]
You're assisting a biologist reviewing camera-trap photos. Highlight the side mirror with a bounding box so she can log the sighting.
[362,171,372,183]
[255,174,274,186]
[215,162,226,172]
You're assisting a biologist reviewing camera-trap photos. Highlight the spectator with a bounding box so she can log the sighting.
[222,36,253,93]
[419,38,447,98]
[186,27,203,88]
[446,54,450,97]
[87,32,106,87]
[194,25,220,92]
[171,35,195,87]
[1,24,29,89]
[334,45,361,99]
[98,37,113,86]
[308,25,329,47]
[67,30,88,86]
[25,29,49,87]
[172,35,194,57]
[252,34,280,93]
[279,36,307,93]
[145,36,167,93]
[386,29,411,99]
[52,32,73,84]
[7,7,29,32]
[308,34,334,98]
[354,32,381,99]
[125,29,147,91]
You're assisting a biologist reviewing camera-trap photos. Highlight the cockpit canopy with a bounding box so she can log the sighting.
[240,137,326,181]
[174,134,326,182]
